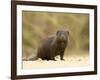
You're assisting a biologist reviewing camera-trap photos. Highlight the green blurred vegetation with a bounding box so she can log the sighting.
[22,11,89,58]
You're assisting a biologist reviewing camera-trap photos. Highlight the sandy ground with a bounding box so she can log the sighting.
[23,52,89,69]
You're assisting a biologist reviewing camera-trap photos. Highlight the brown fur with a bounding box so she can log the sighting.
[37,30,69,61]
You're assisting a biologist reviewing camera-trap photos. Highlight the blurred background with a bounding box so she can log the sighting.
[22,11,89,60]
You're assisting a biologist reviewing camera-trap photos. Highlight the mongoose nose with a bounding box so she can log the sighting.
[61,35,65,40]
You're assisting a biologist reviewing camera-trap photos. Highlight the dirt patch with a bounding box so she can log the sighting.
[23,52,89,69]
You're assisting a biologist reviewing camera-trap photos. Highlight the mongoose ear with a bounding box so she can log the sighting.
[66,31,69,35]
[56,30,60,35]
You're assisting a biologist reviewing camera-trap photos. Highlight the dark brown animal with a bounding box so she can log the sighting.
[27,30,69,61]
[37,30,69,61]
